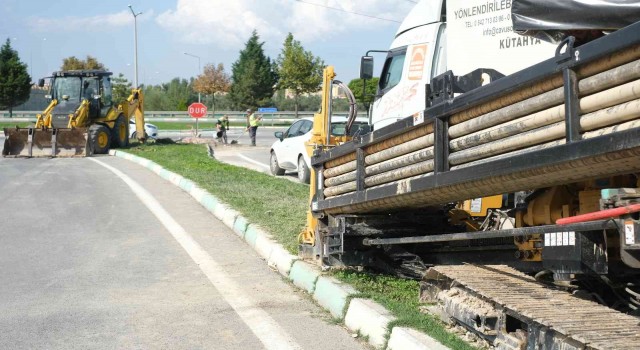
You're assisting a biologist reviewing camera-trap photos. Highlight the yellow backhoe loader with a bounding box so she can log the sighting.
[2,70,145,157]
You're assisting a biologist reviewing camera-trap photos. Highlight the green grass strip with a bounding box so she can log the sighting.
[126,142,308,253]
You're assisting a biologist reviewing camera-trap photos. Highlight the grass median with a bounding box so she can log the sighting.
[125,141,478,350]
[126,142,308,253]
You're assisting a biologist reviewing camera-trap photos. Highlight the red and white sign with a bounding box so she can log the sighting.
[188,102,207,118]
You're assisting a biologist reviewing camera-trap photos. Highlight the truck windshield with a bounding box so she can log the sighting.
[53,77,82,102]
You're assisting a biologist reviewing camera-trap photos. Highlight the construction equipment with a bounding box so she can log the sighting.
[2,70,145,157]
[301,0,640,347]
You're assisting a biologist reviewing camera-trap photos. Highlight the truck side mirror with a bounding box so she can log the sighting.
[360,56,374,80]
[38,79,45,88]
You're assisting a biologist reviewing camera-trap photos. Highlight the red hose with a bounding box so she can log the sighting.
[556,203,640,225]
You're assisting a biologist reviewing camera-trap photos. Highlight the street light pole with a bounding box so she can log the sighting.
[184,52,202,135]
[183,52,201,103]
[128,5,142,88]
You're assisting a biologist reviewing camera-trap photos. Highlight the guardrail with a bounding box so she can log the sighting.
[0,110,368,126]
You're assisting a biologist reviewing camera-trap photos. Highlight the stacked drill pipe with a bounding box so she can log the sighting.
[320,45,640,213]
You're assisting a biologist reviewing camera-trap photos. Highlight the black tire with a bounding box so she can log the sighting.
[89,124,111,154]
[270,151,285,176]
[111,115,129,148]
[298,156,310,184]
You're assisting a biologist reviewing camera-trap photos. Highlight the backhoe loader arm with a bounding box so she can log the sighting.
[35,99,58,128]
[68,100,90,128]
[121,88,145,142]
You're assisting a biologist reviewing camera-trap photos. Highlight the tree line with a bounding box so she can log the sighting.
[0,31,380,116]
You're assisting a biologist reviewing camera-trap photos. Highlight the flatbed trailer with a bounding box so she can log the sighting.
[303,19,640,311]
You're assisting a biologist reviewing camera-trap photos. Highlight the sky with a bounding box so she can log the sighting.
[0,0,417,87]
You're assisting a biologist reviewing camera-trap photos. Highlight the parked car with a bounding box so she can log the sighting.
[129,119,158,139]
[270,116,370,183]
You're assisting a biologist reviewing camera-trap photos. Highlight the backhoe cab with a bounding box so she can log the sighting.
[3,70,145,158]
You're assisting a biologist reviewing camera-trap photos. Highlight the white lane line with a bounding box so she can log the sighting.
[89,158,302,350]
[237,153,270,169]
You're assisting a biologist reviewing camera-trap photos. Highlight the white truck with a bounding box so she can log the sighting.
[368,0,556,129]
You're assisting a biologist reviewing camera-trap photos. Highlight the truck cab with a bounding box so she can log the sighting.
[368,0,556,130]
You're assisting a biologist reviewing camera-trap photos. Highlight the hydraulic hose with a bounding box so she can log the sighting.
[556,203,640,225]
[332,80,358,135]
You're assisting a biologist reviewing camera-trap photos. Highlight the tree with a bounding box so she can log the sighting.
[0,39,31,117]
[61,55,106,70]
[275,33,324,117]
[112,73,132,105]
[348,77,380,113]
[193,63,230,115]
[229,30,277,111]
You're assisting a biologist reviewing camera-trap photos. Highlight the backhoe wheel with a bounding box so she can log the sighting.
[112,115,129,148]
[89,124,111,154]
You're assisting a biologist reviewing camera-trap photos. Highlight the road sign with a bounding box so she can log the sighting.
[258,107,278,113]
[188,102,207,118]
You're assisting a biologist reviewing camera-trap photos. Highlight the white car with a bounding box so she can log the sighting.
[129,119,158,139]
[270,116,370,183]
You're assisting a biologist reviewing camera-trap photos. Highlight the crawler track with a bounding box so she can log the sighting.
[421,265,640,350]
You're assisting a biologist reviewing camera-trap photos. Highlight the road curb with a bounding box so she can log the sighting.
[232,215,249,238]
[110,150,449,350]
[313,276,357,319]
[289,261,320,294]
[387,327,450,350]
[267,245,297,277]
[345,298,397,349]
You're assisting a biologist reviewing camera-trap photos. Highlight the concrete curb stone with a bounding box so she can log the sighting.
[387,327,450,350]
[289,261,320,294]
[218,207,239,230]
[313,276,357,319]
[267,246,297,277]
[200,194,218,213]
[254,233,277,261]
[345,298,397,349]
[111,150,450,350]
[243,224,262,248]
[232,215,249,238]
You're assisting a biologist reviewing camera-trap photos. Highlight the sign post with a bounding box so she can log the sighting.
[188,102,207,137]
[258,107,278,126]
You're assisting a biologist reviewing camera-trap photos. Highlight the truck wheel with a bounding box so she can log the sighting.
[298,156,310,184]
[270,151,285,176]
[89,124,111,154]
[112,115,129,148]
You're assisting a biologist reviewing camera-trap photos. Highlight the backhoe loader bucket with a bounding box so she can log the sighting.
[2,127,89,158]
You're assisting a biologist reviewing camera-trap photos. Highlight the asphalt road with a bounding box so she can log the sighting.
[0,155,365,349]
